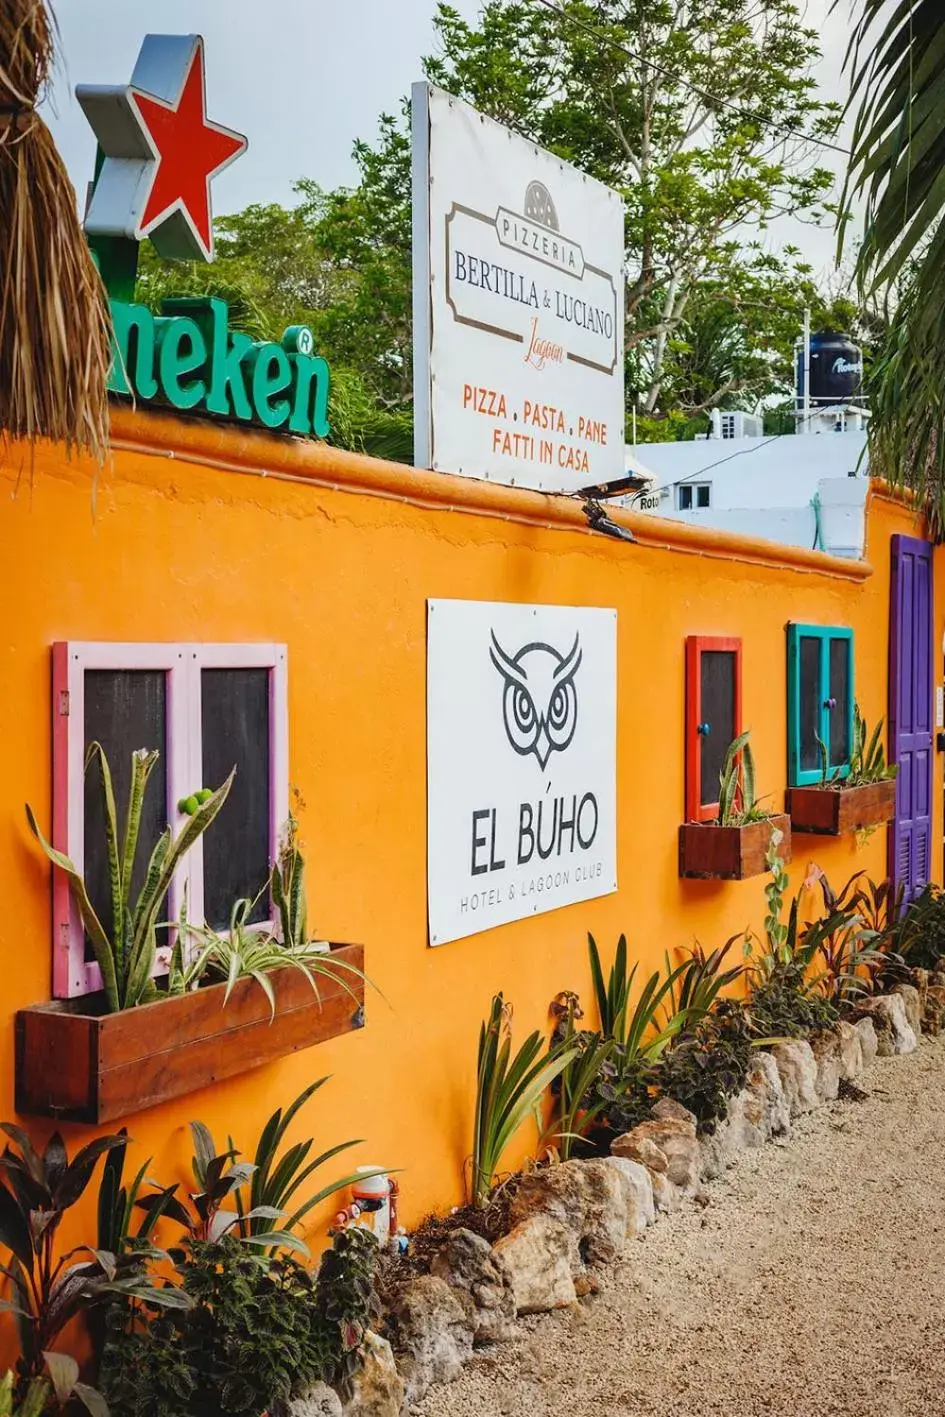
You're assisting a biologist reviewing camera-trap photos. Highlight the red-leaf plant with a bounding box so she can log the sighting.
[0,1125,184,1391]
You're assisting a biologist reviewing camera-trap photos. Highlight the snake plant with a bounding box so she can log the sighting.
[718,729,768,825]
[26,743,233,1013]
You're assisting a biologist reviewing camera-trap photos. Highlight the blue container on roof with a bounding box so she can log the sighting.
[796,332,863,408]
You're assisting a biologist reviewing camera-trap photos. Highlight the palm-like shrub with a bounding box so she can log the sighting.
[842,1,945,529]
[471,994,577,1207]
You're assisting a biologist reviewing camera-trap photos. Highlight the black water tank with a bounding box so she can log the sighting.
[796,332,863,406]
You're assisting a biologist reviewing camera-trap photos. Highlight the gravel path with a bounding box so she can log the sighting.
[415,1036,945,1417]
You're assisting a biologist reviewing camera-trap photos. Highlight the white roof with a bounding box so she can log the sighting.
[626,432,868,510]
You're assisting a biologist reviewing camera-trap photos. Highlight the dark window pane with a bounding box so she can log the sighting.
[201,668,271,929]
[696,485,710,508]
[799,635,822,773]
[678,485,693,510]
[84,671,167,960]
[829,637,851,764]
[699,651,736,806]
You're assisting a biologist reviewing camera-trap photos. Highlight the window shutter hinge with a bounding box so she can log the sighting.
[58,690,70,716]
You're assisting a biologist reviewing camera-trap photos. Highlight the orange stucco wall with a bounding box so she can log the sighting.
[1,410,941,1252]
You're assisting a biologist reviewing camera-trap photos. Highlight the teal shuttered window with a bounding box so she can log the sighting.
[787,624,854,786]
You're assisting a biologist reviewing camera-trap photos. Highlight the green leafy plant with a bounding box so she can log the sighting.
[814,869,891,1004]
[471,994,577,1207]
[171,897,365,1020]
[97,1130,183,1258]
[547,995,615,1162]
[880,883,945,974]
[26,744,234,1012]
[272,813,309,949]
[581,938,695,1142]
[172,1122,301,1252]
[717,730,768,826]
[0,1370,47,1417]
[588,934,691,1060]
[746,845,850,1036]
[763,829,791,955]
[817,704,897,789]
[233,1080,382,1247]
[170,820,368,1016]
[588,932,631,1036]
[654,1000,754,1132]
[663,940,744,1033]
[0,1356,105,1417]
[0,1126,184,1395]
[100,1227,379,1417]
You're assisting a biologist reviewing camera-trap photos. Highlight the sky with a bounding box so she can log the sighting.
[43,0,858,278]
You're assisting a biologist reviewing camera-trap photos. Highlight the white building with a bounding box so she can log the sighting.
[621,428,869,559]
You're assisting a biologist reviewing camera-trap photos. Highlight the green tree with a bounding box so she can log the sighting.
[424,0,841,412]
[650,245,859,416]
[132,0,853,449]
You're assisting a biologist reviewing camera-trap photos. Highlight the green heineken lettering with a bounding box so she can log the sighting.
[250,343,293,428]
[109,301,159,399]
[155,314,207,410]
[106,295,331,439]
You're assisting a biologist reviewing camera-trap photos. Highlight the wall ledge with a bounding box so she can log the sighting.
[108,405,874,581]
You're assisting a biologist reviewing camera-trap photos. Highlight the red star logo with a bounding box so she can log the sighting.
[77,34,247,264]
[131,41,246,260]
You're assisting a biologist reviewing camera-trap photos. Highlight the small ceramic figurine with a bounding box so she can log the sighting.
[334,1168,399,1247]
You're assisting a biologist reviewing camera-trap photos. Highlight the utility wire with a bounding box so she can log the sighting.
[627,405,867,502]
[529,0,852,161]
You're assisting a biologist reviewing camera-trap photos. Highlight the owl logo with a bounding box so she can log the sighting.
[489,631,582,771]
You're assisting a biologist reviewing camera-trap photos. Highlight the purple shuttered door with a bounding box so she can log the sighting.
[889,535,933,901]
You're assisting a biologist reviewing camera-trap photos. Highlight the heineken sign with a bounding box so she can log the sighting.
[78,35,332,440]
[108,295,331,438]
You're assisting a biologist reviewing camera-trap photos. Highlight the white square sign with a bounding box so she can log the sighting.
[412,83,625,492]
[427,599,617,946]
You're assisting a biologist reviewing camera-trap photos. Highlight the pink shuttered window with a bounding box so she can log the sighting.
[51,642,288,999]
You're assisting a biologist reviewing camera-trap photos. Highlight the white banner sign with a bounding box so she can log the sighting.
[427,599,617,946]
[412,83,625,492]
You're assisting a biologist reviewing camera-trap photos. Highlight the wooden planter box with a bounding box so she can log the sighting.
[785,779,897,836]
[678,814,791,880]
[15,943,365,1124]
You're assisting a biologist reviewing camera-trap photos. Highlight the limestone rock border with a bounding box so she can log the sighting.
[294,996,938,1416]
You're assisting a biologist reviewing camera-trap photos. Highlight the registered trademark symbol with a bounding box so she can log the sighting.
[296,327,314,355]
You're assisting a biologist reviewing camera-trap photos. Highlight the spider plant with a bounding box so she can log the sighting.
[26,744,234,1013]
[471,994,578,1207]
[172,895,364,1020]
[233,1079,385,1246]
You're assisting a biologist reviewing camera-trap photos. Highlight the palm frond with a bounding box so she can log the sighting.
[841,0,945,531]
[0,0,111,463]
